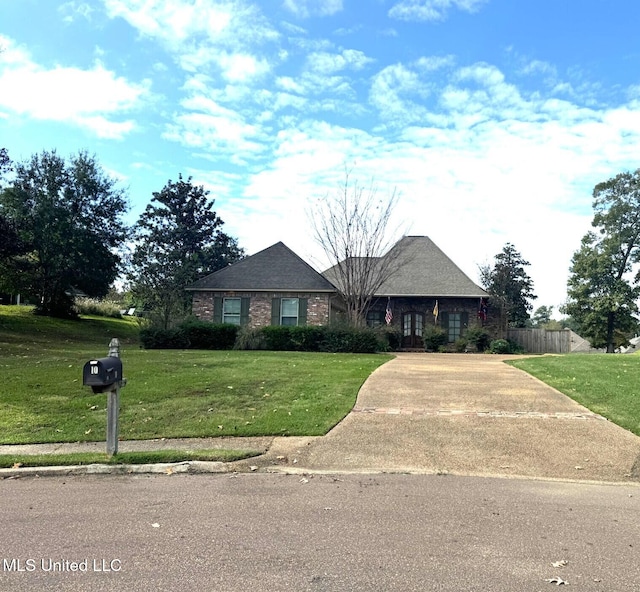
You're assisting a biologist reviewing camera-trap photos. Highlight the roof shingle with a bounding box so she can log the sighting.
[187,241,336,292]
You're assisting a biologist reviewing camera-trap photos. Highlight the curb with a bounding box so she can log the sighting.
[0,460,231,479]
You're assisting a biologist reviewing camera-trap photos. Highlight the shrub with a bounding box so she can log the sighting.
[454,337,468,353]
[261,326,294,351]
[424,327,448,352]
[289,325,326,351]
[234,326,267,350]
[376,326,403,351]
[464,327,491,352]
[75,298,123,319]
[180,321,239,350]
[489,339,512,354]
[140,327,190,349]
[321,326,381,353]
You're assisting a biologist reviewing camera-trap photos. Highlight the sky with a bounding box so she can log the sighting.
[2,0,640,317]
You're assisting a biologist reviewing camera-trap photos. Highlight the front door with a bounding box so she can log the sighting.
[402,312,424,348]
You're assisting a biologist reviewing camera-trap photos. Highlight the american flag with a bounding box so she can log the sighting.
[385,300,393,325]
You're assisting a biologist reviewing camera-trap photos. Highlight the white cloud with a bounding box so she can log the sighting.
[389,0,487,22]
[282,0,343,18]
[163,94,265,163]
[306,49,374,74]
[103,0,279,78]
[59,1,94,23]
[0,35,147,138]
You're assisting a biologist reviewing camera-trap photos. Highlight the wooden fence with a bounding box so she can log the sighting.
[506,328,571,354]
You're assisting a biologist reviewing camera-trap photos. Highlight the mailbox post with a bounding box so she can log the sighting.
[82,338,126,456]
[106,338,122,455]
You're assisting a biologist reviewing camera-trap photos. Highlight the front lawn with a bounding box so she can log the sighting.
[0,306,391,444]
[508,354,640,437]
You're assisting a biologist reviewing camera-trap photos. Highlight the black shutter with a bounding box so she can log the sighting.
[271,298,280,326]
[213,297,223,323]
[298,298,308,326]
[240,298,250,326]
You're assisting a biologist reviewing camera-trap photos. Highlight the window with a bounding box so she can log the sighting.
[280,298,299,326]
[366,311,384,328]
[448,313,461,342]
[271,297,307,326]
[222,298,241,325]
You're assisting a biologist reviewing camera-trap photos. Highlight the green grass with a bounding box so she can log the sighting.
[0,449,258,468]
[508,354,640,436]
[0,306,391,444]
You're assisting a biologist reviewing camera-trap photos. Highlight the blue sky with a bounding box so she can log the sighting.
[2,0,640,314]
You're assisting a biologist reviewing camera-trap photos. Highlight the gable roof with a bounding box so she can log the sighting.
[186,241,336,292]
[377,236,487,297]
[323,235,487,298]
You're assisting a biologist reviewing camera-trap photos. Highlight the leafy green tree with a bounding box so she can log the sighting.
[531,305,553,327]
[0,150,128,317]
[128,175,244,329]
[0,148,10,179]
[564,170,640,351]
[479,243,536,329]
[0,148,21,264]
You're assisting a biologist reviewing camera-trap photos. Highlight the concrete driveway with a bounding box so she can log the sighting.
[251,353,640,482]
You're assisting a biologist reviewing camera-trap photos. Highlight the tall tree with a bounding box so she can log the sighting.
[311,172,403,327]
[563,170,640,352]
[480,243,536,329]
[531,305,554,328]
[128,175,244,329]
[0,148,21,264]
[0,147,10,179]
[0,150,128,317]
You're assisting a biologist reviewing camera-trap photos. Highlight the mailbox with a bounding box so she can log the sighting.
[83,357,123,393]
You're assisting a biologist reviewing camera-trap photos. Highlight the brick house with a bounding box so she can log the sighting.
[188,242,342,328]
[187,236,488,347]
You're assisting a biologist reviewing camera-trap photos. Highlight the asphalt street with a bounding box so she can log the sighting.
[1,473,639,592]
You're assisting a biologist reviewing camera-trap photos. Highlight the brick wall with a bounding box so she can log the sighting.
[191,291,331,327]
[369,296,489,332]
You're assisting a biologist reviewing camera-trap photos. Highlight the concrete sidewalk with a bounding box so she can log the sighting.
[2,353,640,482]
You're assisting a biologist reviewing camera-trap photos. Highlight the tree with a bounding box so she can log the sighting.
[0,148,21,264]
[0,148,10,179]
[479,243,536,330]
[0,150,128,317]
[563,170,640,352]
[531,305,554,327]
[128,175,244,329]
[310,171,403,327]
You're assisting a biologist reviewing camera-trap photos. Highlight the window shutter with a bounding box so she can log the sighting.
[298,298,308,326]
[461,312,469,333]
[271,298,281,326]
[240,298,250,326]
[439,311,449,340]
[213,296,223,323]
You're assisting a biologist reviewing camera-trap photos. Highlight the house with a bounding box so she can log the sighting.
[187,236,489,348]
[188,242,340,327]
[323,236,488,348]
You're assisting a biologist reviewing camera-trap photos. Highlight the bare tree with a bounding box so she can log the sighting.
[311,171,403,327]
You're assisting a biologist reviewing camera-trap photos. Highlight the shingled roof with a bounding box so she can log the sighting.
[323,236,487,298]
[186,242,336,292]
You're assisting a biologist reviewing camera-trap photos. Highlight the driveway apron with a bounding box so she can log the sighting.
[265,353,640,482]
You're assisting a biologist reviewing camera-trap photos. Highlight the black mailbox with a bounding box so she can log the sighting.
[83,357,123,393]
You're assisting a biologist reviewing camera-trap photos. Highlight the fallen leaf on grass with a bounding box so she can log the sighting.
[12,462,22,469]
